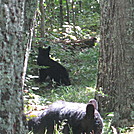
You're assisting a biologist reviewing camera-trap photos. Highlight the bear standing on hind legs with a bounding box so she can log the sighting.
[37,46,71,86]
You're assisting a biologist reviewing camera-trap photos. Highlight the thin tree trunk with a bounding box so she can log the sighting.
[59,0,64,27]
[71,0,76,35]
[22,0,38,89]
[96,0,134,128]
[78,1,82,13]
[39,0,45,39]
[66,0,70,23]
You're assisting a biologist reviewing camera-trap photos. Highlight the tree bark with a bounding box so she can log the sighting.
[71,0,77,36]
[39,0,45,38]
[59,0,64,27]
[66,0,70,23]
[96,0,134,127]
[0,0,26,133]
[0,0,37,133]
[22,0,38,88]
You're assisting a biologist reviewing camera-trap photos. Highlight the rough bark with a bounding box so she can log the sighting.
[0,0,37,133]
[0,0,26,133]
[96,0,134,127]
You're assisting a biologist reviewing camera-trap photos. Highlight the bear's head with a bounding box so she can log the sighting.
[38,46,51,58]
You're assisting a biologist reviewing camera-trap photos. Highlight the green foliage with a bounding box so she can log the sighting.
[25,43,134,133]
[25,43,100,133]
[34,0,100,40]
[24,0,134,133]
[25,43,99,103]
[25,43,134,134]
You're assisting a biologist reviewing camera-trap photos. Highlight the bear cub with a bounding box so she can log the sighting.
[37,46,71,86]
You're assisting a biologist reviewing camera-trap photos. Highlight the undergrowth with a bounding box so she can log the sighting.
[24,43,133,134]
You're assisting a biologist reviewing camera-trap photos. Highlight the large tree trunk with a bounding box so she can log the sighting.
[0,0,37,133]
[0,0,26,133]
[96,0,134,128]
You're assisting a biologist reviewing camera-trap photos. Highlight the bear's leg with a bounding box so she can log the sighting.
[61,77,71,86]
[46,122,54,134]
[39,69,48,82]
[62,123,70,134]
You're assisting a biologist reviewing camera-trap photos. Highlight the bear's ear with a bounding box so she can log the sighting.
[86,103,94,119]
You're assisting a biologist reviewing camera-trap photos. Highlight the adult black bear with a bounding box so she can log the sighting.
[28,100,103,134]
[37,46,71,86]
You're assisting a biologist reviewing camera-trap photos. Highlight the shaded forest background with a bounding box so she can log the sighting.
[24,0,133,134]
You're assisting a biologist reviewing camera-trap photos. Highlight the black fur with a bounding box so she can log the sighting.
[28,101,103,134]
[84,37,97,47]
[37,46,71,86]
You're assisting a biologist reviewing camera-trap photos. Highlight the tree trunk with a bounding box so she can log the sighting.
[59,0,64,27]
[66,0,70,23]
[0,0,26,133]
[22,0,38,89]
[71,0,77,36]
[39,0,45,38]
[96,0,134,128]
[0,0,37,133]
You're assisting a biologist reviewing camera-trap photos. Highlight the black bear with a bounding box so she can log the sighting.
[37,46,71,86]
[84,37,97,47]
[28,100,103,134]
[88,99,103,134]
[81,37,97,48]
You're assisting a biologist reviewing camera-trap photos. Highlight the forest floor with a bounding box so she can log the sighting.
[24,43,134,134]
